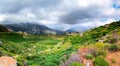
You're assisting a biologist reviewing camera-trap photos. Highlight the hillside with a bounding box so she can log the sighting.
[0,25,9,32]
[84,21,120,39]
[61,21,120,66]
[0,21,120,66]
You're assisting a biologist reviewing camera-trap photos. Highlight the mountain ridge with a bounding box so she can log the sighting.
[3,23,64,34]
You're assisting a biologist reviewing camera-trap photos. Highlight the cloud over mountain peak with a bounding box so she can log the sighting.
[0,0,120,31]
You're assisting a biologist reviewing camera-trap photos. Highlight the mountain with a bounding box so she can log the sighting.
[0,25,9,32]
[4,23,60,34]
[66,29,77,32]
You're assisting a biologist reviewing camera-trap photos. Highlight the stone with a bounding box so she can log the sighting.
[0,56,17,66]
[61,53,82,66]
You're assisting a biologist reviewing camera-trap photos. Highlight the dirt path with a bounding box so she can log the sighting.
[106,51,120,66]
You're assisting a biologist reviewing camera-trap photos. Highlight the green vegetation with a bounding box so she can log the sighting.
[109,44,120,52]
[71,62,84,66]
[86,54,93,60]
[0,32,75,66]
[94,56,109,66]
[0,21,120,65]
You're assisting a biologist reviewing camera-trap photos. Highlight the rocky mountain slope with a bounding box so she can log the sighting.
[4,23,61,34]
[0,25,9,32]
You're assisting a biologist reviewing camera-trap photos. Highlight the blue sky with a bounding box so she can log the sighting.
[0,0,120,31]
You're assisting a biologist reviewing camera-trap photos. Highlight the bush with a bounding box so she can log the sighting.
[45,62,57,66]
[94,56,109,66]
[44,55,60,66]
[71,62,84,66]
[109,44,120,51]
[95,42,105,49]
[86,54,93,59]
[109,38,117,43]
[111,58,116,64]
[97,50,108,57]
[88,48,108,57]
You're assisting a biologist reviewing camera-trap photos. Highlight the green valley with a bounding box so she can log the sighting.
[0,21,120,66]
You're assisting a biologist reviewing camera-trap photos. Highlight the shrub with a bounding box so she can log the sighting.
[95,42,105,49]
[86,54,93,60]
[97,50,108,57]
[109,39,117,43]
[111,58,116,64]
[45,55,60,66]
[88,47,108,57]
[45,62,57,66]
[71,62,84,66]
[94,56,109,66]
[109,44,120,51]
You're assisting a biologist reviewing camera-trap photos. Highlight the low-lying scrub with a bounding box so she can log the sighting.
[71,62,84,66]
[94,56,109,66]
[109,44,120,52]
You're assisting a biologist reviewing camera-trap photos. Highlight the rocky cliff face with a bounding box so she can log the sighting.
[0,56,17,66]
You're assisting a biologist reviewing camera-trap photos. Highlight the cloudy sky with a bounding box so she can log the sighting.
[0,0,120,31]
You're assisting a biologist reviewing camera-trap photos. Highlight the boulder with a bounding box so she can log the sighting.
[61,53,82,66]
[0,56,17,66]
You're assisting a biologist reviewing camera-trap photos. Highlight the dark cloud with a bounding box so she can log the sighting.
[59,8,97,24]
[0,0,61,13]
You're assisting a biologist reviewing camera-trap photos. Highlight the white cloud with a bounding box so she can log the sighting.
[81,18,116,27]
[0,15,6,22]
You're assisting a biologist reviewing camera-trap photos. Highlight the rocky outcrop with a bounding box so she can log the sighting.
[0,56,17,66]
[60,53,82,66]
[60,48,94,66]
